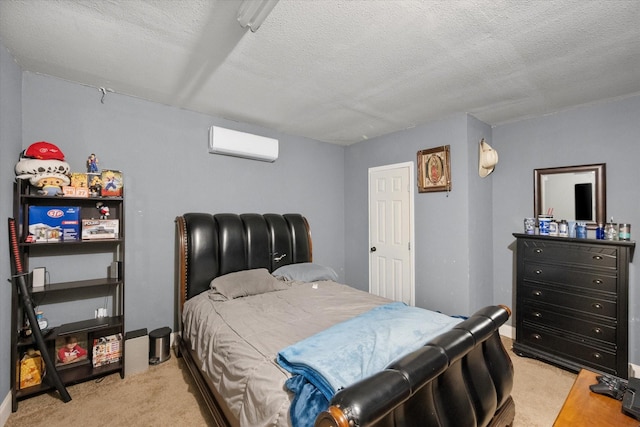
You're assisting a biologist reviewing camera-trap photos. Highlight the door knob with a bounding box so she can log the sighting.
[370,247,376,252]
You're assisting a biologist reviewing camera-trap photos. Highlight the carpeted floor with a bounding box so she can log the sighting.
[504,337,577,426]
[6,337,576,427]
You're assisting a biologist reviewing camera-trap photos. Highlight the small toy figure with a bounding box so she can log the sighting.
[87,153,99,173]
[96,202,110,219]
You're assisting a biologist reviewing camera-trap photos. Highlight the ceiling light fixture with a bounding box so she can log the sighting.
[237,0,279,32]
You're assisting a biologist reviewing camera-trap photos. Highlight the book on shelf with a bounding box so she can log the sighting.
[92,333,122,367]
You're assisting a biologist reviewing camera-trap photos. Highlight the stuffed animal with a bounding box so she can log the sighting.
[15,142,71,196]
[30,173,70,196]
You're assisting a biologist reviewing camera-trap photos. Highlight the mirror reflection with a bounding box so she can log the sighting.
[534,164,606,228]
[541,172,595,221]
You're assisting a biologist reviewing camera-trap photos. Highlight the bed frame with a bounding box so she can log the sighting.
[175,213,515,427]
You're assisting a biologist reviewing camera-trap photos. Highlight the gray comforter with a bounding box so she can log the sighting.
[182,280,391,426]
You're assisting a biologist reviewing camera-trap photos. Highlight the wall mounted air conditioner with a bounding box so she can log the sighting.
[208,126,278,162]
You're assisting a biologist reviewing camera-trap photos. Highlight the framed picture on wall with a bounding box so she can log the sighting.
[417,145,451,193]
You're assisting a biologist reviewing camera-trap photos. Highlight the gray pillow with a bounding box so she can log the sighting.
[210,268,288,299]
[272,262,338,282]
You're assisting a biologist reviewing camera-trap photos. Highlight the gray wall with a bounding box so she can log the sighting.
[0,43,23,418]
[492,94,640,367]
[344,94,640,367]
[344,113,496,316]
[466,116,495,309]
[18,72,346,332]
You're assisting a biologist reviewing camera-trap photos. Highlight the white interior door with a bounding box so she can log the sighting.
[368,162,415,305]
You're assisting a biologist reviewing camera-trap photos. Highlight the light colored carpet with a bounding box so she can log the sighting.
[503,337,577,426]
[6,338,576,427]
[6,355,216,427]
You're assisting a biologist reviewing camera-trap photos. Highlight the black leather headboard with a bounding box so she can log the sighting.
[175,213,312,308]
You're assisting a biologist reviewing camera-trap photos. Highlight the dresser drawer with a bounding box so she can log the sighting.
[521,303,616,344]
[521,284,616,319]
[522,262,617,293]
[520,324,617,373]
[520,239,618,269]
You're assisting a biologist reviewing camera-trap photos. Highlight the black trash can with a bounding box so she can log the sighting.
[149,327,171,365]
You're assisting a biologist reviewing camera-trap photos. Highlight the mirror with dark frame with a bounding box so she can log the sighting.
[534,163,606,229]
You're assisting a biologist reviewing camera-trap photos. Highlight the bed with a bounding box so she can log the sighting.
[175,213,515,427]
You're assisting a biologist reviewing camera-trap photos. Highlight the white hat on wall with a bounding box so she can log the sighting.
[479,139,498,178]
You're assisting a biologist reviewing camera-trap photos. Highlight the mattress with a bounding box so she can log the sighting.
[182,280,391,426]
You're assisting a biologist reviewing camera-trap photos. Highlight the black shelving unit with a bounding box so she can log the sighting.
[11,178,125,411]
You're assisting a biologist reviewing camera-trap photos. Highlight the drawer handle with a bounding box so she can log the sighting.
[592,327,603,335]
[592,303,603,310]
[534,248,543,254]
[592,279,604,285]
[592,352,602,360]
[532,290,542,297]
[531,333,542,341]
[592,255,603,261]
[534,269,543,275]
[533,311,542,318]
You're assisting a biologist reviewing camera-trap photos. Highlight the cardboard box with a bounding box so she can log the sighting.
[61,186,89,198]
[81,219,119,240]
[63,175,90,197]
[100,170,123,197]
[28,206,81,242]
[70,172,89,188]
[87,173,102,197]
[75,187,89,198]
[62,186,76,197]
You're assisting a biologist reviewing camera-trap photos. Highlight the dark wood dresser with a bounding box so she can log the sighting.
[513,234,635,378]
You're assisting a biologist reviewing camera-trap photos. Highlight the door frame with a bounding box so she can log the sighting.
[368,161,416,305]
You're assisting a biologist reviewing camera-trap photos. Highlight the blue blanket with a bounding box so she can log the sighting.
[277,302,462,426]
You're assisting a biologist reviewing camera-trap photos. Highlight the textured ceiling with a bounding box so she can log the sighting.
[1,0,639,145]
